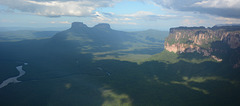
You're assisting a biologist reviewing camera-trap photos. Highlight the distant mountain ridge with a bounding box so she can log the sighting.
[52,22,135,51]
[0,30,58,42]
[52,22,168,50]
[50,22,168,63]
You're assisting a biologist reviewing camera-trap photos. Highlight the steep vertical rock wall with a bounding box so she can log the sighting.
[165,26,240,55]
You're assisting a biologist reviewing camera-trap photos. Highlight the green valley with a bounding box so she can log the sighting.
[0,22,240,106]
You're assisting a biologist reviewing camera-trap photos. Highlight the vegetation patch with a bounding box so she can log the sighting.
[147,50,215,64]
[101,89,132,106]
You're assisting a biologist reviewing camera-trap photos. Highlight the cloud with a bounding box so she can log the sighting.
[124,11,176,21]
[153,0,240,19]
[92,12,137,25]
[181,19,206,26]
[92,11,176,26]
[214,16,240,24]
[91,10,177,27]
[102,12,115,17]
[120,18,132,21]
[194,0,240,9]
[0,0,120,17]
[50,21,70,24]
[178,14,240,27]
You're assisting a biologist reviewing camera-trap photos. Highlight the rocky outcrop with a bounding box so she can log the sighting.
[211,55,223,62]
[93,23,111,30]
[69,22,112,32]
[165,43,212,56]
[164,25,240,67]
[165,26,240,54]
[70,22,89,31]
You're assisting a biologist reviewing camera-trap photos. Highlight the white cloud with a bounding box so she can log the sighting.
[181,19,206,26]
[92,12,137,25]
[194,0,240,9]
[120,18,131,21]
[125,11,154,17]
[124,11,176,21]
[214,17,240,24]
[50,21,70,24]
[0,0,120,17]
[91,10,177,27]
[94,12,111,21]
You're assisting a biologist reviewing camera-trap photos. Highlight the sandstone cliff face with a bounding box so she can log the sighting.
[165,26,240,54]
[164,26,240,67]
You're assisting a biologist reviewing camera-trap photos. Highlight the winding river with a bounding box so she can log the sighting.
[0,63,27,88]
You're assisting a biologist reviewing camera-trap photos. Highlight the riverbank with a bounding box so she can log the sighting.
[0,63,27,88]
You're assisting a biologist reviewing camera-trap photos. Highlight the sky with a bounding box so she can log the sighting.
[1,0,240,31]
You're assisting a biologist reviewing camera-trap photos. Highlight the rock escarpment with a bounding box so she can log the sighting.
[164,25,240,67]
[165,26,240,54]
